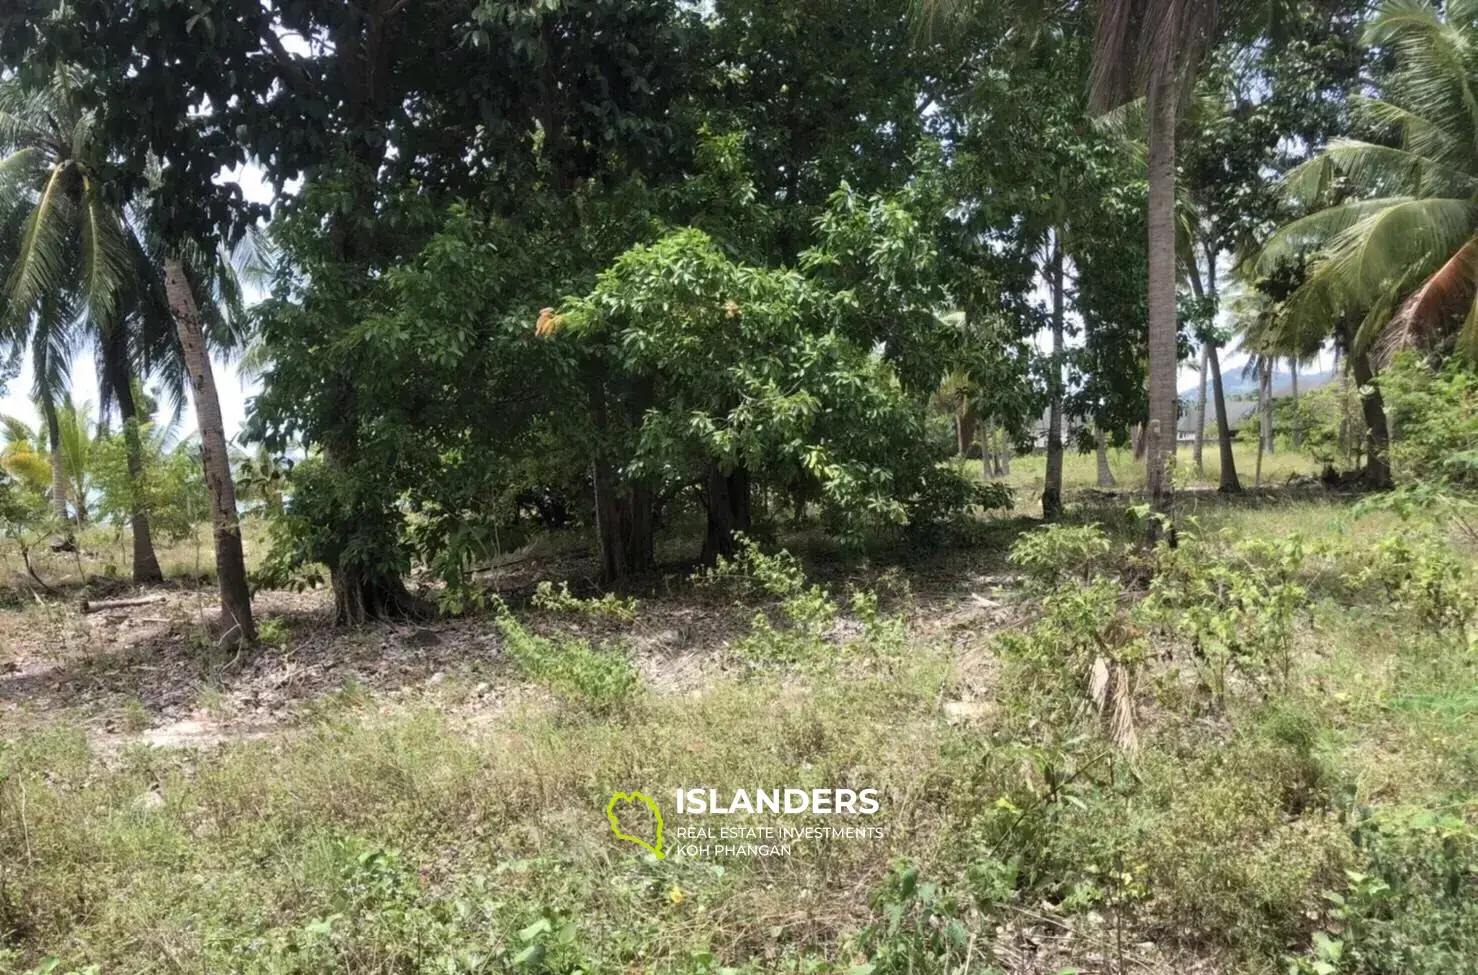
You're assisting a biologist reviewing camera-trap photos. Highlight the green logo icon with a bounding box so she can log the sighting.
[606,791,665,859]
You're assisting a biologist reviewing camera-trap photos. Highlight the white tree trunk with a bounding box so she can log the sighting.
[1192,345,1208,475]
[1095,426,1116,488]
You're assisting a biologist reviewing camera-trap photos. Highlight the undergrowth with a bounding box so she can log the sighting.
[0,503,1474,974]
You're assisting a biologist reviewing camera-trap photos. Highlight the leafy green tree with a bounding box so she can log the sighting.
[40,0,698,621]
[233,446,291,517]
[95,421,208,544]
[554,223,965,566]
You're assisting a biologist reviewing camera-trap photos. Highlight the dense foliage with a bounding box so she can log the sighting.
[5,2,1478,974]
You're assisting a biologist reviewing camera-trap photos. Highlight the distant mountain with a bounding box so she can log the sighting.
[1180,369,1335,401]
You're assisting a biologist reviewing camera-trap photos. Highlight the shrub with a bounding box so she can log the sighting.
[1142,532,1309,705]
[1008,522,1117,590]
[1292,809,1478,975]
[1344,531,1477,641]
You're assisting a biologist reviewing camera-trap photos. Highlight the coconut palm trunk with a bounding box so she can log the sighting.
[1289,358,1300,449]
[163,257,254,645]
[1042,234,1066,519]
[1192,345,1208,475]
[1259,360,1274,458]
[40,388,68,525]
[1206,343,1241,493]
[1144,76,1180,518]
[101,326,164,583]
[1347,343,1393,489]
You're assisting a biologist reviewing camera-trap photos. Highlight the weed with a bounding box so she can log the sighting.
[531,580,639,623]
[493,604,639,713]
[255,615,291,649]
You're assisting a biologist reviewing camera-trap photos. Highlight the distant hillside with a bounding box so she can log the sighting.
[1180,369,1335,401]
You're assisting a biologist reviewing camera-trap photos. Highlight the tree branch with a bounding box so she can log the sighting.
[261,28,315,98]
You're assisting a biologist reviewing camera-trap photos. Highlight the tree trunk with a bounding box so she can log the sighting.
[1193,345,1208,475]
[1349,347,1393,489]
[1255,416,1265,487]
[956,398,978,458]
[701,463,752,564]
[1207,342,1241,493]
[1095,426,1116,488]
[588,377,655,582]
[162,257,255,646]
[593,456,655,581]
[1144,75,1180,519]
[1260,360,1275,456]
[1289,359,1301,449]
[1190,243,1241,495]
[102,327,164,584]
[1042,234,1066,519]
[40,389,68,525]
[1336,349,1357,466]
[980,418,996,481]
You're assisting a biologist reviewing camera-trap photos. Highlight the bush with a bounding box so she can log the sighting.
[1008,522,1117,590]
[1292,809,1478,975]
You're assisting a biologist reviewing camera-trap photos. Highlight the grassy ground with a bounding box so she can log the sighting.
[0,486,1475,974]
[985,440,1319,514]
[0,519,271,593]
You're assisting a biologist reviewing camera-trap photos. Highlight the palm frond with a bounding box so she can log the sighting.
[1381,235,1478,352]
[29,289,79,403]
[1312,197,1477,309]
[0,146,43,194]
[1319,138,1477,199]
[1256,197,1419,274]
[4,161,74,328]
[1366,1,1478,153]
[1353,96,1466,171]
[79,173,131,325]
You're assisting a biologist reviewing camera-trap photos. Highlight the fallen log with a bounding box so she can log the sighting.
[80,594,168,614]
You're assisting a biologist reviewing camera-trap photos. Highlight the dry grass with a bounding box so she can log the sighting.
[0,493,1473,974]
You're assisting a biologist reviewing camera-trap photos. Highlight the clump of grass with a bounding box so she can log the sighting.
[494,605,639,713]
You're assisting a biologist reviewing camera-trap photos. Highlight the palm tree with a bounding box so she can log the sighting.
[155,235,257,645]
[2,68,260,597]
[54,396,94,525]
[1,416,50,494]
[1258,0,1478,358]
[1090,1,1221,517]
[0,67,168,575]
